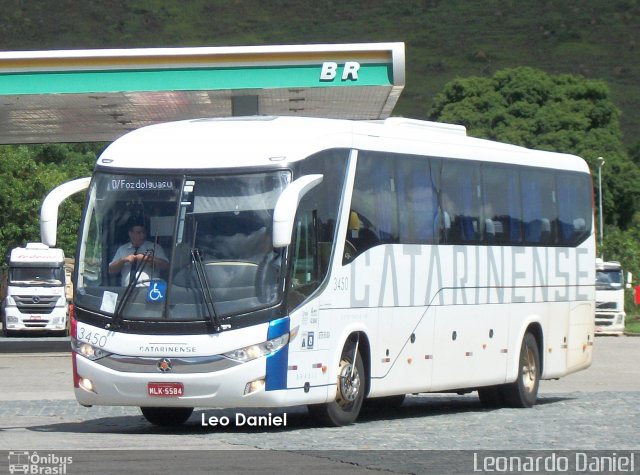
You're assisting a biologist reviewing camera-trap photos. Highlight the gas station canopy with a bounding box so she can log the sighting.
[0,42,404,144]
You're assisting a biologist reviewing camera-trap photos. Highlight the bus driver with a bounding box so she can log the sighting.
[108,221,169,286]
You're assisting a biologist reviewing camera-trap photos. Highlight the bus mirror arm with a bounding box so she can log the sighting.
[41,177,91,247]
[272,174,324,248]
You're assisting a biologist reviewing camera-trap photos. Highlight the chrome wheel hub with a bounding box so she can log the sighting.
[336,360,361,406]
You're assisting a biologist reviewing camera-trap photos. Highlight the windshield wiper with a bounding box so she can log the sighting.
[191,248,224,333]
[110,249,153,329]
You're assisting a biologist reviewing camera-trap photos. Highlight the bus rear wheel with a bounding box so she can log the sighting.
[503,332,540,408]
[140,407,194,426]
[308,341,365,427]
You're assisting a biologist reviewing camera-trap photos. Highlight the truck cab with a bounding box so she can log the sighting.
[595,258,626,335]
[2,243,69,336]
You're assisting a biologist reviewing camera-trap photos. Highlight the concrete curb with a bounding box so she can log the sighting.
[0,337,70,353]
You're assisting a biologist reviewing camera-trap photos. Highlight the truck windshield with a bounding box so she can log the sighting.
[76,171,290,323]
[596,269,623,290]
[9,267,64,285]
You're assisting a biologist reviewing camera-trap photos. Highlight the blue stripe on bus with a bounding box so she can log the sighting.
[265,316,290,391]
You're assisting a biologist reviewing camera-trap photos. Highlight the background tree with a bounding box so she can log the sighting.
[0,144,97,261]
[629,141,640,167]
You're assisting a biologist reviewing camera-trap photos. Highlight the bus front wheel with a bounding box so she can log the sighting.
[308,341,365,426]
[140,407,194,426]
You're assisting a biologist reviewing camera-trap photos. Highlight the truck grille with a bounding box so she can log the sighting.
[24,319,49,328]
[14,295,58,314]
[596,301,617,310]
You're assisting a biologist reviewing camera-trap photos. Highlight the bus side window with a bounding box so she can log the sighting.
[288,149,350,303]
[522,170,557,245]
[395,157,439,244]
[344,210,379,262]
[345,152,397,262]
[291,207,317,294]
[557,172,592,246]
[440,160,480,244]
[480,164,523,245]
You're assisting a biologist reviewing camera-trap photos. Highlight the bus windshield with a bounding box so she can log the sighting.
[76,171,290,323]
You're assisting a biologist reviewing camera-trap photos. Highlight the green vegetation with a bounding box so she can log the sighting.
[625,315,640,335]
[0,144,98,259]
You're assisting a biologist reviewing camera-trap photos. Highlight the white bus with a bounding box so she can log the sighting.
[47,116,595,427]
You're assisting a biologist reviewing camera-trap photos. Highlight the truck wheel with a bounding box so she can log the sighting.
[308,340,365,426]
[503,332,540,408]
[140,407,194,426]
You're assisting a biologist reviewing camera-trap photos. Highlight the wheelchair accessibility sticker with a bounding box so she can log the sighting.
[147,279,167,303]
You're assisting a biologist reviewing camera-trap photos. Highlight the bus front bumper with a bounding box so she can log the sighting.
[73,353,325,408]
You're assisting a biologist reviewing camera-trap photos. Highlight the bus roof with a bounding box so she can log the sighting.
[97,116,590,174]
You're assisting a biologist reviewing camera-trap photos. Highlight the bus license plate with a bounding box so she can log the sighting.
[148,382,184,397]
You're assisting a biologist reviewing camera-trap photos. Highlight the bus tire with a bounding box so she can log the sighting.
[140,407,194,426]
[503,332,540,408]
[308,341,365,426]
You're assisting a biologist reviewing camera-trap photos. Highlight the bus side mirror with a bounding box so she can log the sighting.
[41,177,91,247]
[627,272,633,289]
[272,174,323,248]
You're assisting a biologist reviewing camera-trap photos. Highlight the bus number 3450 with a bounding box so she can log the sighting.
[333,277,349,292]
[77,327,108,348]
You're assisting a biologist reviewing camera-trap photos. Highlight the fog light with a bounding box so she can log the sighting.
[6,316,18,324]
[79,377,95,393]
[244,379,265,395]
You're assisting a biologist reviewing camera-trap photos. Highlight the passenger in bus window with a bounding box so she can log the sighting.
[108,221,169,286]
[438,192,454,243]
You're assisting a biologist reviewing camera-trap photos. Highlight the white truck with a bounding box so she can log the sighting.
[595,258,627,335]
[2,243,69,336]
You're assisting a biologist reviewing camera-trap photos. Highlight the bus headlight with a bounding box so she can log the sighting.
[71,338,111,361]
[223,333,290,362]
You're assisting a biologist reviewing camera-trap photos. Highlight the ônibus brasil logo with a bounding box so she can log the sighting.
[8,451,73,474]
